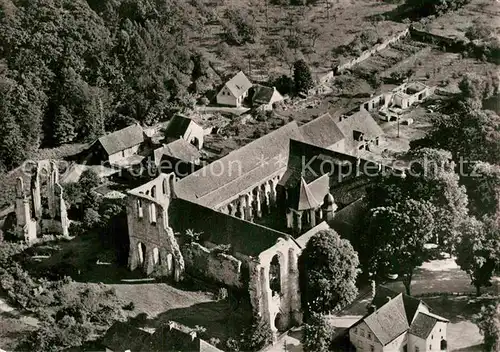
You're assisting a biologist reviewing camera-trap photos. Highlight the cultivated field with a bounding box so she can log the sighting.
[198,0,406,80]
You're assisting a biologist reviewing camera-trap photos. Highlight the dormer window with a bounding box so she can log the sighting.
[353,130,364,141]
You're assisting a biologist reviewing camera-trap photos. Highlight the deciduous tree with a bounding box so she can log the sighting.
[474,300,500,352]
[299,229,360,315]
[456,216,500,296]
[363,199,434,295]
[302,312,334,352]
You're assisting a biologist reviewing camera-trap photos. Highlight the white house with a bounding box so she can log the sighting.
[252,84,285,111]
[216,71,252,107]
[349,287,448,352]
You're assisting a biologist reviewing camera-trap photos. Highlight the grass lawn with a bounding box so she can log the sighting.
[113,282,252,343]
[424,296,487,351]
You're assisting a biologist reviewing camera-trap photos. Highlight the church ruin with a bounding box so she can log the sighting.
[14,160,69,243]
[125,120,404,335]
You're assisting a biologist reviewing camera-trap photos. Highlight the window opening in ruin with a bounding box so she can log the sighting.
[269,254,281,296]
[138,199,143,218]
[150,203,157,224]
[153,247,160,265]
[138,243,146,264]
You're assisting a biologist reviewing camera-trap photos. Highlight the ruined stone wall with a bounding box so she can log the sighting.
[126,173,185,281]
[13,160,69,243]
[181,242,244,288]
[249,237,303,333]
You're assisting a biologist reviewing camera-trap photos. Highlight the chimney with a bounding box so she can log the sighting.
[386,296,392,303]
[168,321,176,330]
[189,331,197,341]
[369,304,377,314]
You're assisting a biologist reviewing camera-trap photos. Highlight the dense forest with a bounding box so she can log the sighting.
[0,0,218,171]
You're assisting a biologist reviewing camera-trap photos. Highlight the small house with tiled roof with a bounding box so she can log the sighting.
[164,114,205,149]
[153,139,202,178]
[349,287,448,352]
[252,84,284,111]
[216,71,252,107]
[88,124,146,166]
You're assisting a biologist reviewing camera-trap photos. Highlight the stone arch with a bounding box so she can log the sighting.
[16,177,24,197]
[269,252,286,296]
[153,247,160,265]
[269,254,281,296]
[440,340,447,350]
[137,242,146,265]
[274,312,286,332]
[227,203,234,216]
[166,253,174,275]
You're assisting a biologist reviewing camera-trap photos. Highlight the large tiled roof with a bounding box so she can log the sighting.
[101,322,151,352]
[97,124,144,155]
[164,115,194,140]
[299,113,346,149]
[160,139,201,163]
[170,198,287,256]
[225,71,252,97]
[175,122,303,208]
[363,294,410,346]
[328,198,367,239]
[337,110,384,142]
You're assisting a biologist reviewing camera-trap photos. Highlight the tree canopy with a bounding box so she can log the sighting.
[299,229,359,315]
[456,216,500,295]
[474,300,500,352]
[293,59,314,94]
[302,312,334,352]
[0,0,216,170]
[362,199,434,295]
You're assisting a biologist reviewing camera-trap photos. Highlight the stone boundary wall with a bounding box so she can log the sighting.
[335,27,410,74]
[181,242,244,289]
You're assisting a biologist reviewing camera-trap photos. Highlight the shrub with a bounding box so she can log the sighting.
[240,315,274,351]
[122,301,135,311]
